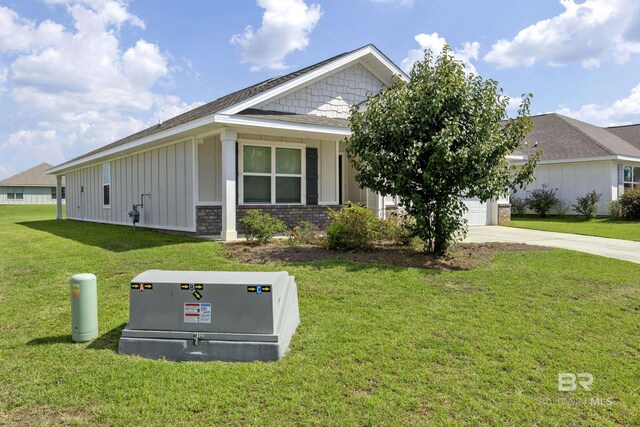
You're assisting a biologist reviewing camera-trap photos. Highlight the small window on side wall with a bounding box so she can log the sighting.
[102,163,111,207]
[51,187,56,200]
[7,192,15,200]
[623,165,640,192]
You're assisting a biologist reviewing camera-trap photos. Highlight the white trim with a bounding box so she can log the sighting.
[513,155,640,166]
[47,116,218,174]
[238,140,306,205]
[195,201,222,206]
[214,114,350,137]
[192,137,199,229]
[220,45,407,116]
[65,217,196,233]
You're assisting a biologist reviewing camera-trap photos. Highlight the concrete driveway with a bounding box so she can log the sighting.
[465,226,640,264]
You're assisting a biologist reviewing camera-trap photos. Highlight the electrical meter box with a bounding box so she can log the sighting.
[118,270,299,362]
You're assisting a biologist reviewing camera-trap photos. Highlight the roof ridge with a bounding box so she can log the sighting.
[606,123,640,129]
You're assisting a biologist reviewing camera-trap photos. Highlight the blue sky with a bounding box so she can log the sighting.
[1,0,640,179]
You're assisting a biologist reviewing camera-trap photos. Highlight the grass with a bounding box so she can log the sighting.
[508,215,640,241]
[1,206,639,425]
[0,204,63,224]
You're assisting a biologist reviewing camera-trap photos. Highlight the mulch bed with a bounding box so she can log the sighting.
[224,241,547,271]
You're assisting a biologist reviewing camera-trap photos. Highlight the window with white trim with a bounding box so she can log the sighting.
[102,163,111,207]
[242,144,303,204]
[623,165,640,191]
[51,187,66,200]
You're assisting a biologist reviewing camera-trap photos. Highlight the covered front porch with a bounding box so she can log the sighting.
[195,127,392,239]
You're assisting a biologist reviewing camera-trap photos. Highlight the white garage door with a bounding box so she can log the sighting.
[463,198,489,226]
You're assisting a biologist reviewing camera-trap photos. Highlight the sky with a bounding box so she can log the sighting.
[1,0,640,179]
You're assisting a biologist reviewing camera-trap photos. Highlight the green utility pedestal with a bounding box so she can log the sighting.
[70,273,98,342]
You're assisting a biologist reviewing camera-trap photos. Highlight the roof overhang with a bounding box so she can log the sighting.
[511,154,640,166]
[48,116,221,175]
[214,114,350,140]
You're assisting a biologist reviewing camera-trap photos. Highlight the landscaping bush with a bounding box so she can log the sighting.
[511,196,526,215]
[573,190,601,220]
[553,199,569,216]
[239,209,287,244]
[608,200,622,219]
[380,211,415,245]
[287,221,320,246]
[525,185,558,218]
[619,188,640,220]
[326,204,381,251]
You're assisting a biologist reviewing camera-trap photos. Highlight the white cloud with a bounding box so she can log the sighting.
[0,1,201,176]
[484,0,640,68]
[556,81,640,126]
[230,0,322,71]
[401,32,480,74]
[370,0,415,7]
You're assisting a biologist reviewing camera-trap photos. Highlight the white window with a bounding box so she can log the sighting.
[241,144,304,204]
[102,163,111,207]
[623,165,640,191]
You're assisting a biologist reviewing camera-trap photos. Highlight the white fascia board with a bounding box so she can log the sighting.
[47,115,217,175]
[506,154,527,161]
[367,46,409,82]
[219,45,404,116]
[512,155,640,166]
[214,114,351,137]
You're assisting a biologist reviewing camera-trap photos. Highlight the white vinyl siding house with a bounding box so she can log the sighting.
[512,114,640,215]
[48,44,507,236]
[0,163,65,205]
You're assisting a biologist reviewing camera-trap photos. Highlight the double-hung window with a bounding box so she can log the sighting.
[102,163,111,207]
[623,165,640,191]
[242,144,303,204]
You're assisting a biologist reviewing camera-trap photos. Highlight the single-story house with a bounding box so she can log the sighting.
[0,162,65,205]
[48,44,511,239]
[513,113,640,215]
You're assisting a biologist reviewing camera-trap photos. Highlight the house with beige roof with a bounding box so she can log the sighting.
[47,44,512,238]
[0,163,65,205]
[513,113,640,214]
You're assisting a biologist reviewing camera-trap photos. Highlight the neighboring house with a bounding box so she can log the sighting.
[512,113,640,215]
[0,163,65,205]
[48,44,510,239]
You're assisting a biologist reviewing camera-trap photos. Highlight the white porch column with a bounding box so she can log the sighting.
[56,175,63,220]
[220,130,238,240]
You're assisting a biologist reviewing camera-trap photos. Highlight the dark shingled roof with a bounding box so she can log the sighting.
[237,108,350,128]
[0,163,64,186]
[59,47,362,166]
[524,113,640,161]
[606,124,640,151]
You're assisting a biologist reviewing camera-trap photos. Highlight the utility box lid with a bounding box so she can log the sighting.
[119,270,300,362]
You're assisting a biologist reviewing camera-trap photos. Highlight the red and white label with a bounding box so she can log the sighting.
[183,302,211,323]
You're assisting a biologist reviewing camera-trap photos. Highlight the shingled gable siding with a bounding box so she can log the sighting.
[257,63,384,119]
[196,205,342,236]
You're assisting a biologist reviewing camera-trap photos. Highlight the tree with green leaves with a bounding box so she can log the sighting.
[346,46,540,255]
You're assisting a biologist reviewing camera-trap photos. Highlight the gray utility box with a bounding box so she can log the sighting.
[118,270,300,362]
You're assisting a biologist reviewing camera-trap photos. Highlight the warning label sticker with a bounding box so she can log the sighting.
[183,303,211,324]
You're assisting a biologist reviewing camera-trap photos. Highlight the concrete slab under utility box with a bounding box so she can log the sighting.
[118,270,300,362]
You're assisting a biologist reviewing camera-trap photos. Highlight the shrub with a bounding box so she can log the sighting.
[608,200,622,219]
[553,199,569,216]
[287,221,320,246]
[380,211,415,245]
[573,191,601,220]
[326,204,381,251]
[619,188,640,220]
[239,209,287,244]
[525,185,558,218]
[511,196,526,215]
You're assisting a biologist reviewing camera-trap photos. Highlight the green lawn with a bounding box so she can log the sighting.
[0,204,63,224]
[509,216,640,241]
[1,207,639,425]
